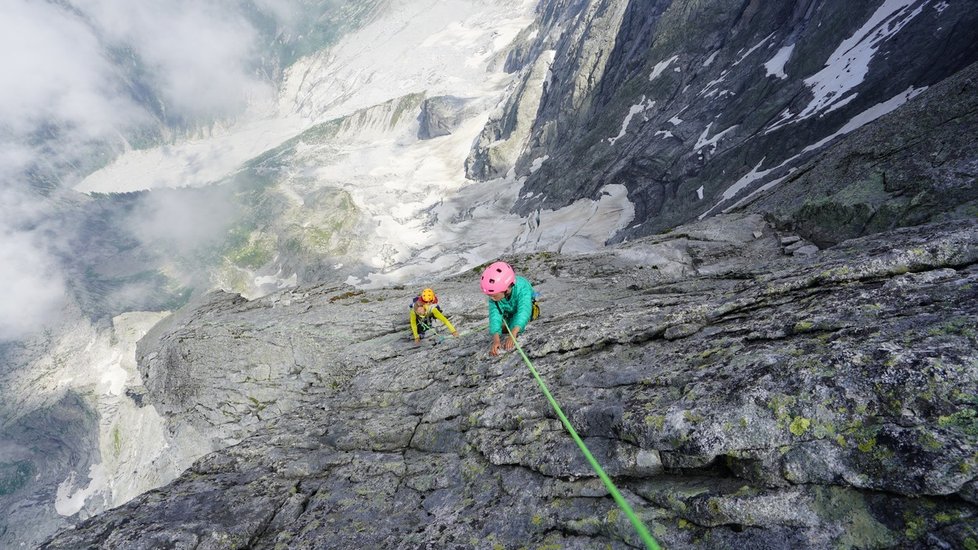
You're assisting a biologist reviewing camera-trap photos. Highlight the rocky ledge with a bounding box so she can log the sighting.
[43,214,978,549]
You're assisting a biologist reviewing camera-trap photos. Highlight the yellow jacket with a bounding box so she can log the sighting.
[410,302,457,340]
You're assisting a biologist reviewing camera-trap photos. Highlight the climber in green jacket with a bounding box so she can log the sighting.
[479,261,538,356]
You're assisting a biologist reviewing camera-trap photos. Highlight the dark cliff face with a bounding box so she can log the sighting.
[0,393,101,547]
[41,216,978,549]
[471,0,978,241]
[744,60,978,247]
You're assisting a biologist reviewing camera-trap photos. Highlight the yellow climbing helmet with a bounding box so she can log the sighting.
[421,288,436,302]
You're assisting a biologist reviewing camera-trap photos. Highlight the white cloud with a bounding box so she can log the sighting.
[0,227,66,341]
[0,0,278,180]
[252,0,305,28]
[71,0,273,118]
[126,185,241,252]
[0,0,146,138]
[0,0,281,340]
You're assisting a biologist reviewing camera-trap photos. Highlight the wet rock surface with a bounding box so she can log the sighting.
[43,215,978,549]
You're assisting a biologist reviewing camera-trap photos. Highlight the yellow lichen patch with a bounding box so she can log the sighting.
[793,320,815,333]
[857,437,876,453]
[644,414,665,430]
[789,417,811,436]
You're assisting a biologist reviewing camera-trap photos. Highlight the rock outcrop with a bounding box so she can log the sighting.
[418,96,473,140]
[0,393,100,547]
[43,215,978,549]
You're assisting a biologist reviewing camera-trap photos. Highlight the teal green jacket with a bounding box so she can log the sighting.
[487,276,534,335]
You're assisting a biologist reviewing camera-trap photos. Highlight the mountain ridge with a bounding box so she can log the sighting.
[41,214,978,548]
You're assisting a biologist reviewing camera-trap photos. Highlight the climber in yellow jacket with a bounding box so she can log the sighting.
[410,288,458,345]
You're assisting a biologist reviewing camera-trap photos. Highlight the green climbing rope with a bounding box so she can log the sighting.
[500,318,662,550]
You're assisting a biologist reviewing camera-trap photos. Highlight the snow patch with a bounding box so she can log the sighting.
[668,116,684,126]
[699,159,771,219]
[733,33,775,66]
[701,123,892,215]
[512,184,635,254]
[56,465,107,516]
[696,186,704,200]
[694,123,738,154]
[655,130,674,139]
[608,96,654,145]
[703,51,719,67]
[764,44,795,79]
[769,0,925,132]
[802,86,927,153]
[254,271,299,291]
[97,352,127,396]
[542,48,557,89]
[699,154,801,219]
[530,156,549,173]
[699,72,728,98]
[649,55,679,81]
[725,170,795,212]
[823,93,859,115]
[349,180,635,288]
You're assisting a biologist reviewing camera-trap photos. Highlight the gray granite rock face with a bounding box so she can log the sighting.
[42,216,978,549]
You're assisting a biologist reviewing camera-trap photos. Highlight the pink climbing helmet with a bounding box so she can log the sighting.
[480,261,516,295]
